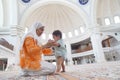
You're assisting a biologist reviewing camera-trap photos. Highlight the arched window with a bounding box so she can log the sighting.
[114,16,120,23]
[62,33,66,39]
[74,29,79,36]
[25,27,28,33]
[105,18,110,25]
[80,27,85,33]
[68,32,72,38]
[97,18,102,25]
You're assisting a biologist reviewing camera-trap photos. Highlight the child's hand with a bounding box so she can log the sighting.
[46,39,55,47]
[48,39,55,44]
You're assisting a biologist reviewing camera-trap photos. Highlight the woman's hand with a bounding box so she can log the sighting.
[48,39,54,43]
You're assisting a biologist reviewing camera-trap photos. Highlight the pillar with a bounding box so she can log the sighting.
[2,0,18,27]
[65,41,73,66]
[91,33,106,63]
[0,0,3,27]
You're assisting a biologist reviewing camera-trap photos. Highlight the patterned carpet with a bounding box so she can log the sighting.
[7,75,67,80]
[1,61,120,80]
[0,71,79,80]
[8,75,46,80]
[1,74,67,80]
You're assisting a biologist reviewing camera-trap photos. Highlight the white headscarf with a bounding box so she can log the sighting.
[20,22,44,50]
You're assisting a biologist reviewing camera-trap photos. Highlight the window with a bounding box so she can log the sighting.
[25,27,28,33]
[68,32,72,38]
[80,27,85,33]
[114,16,120,23]
[74,29,79,36]
[42,33,46,40]
[105,18,110,25]
[62,33,66,39]
[97,18,102,25]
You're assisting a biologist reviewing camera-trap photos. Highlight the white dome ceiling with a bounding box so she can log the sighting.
[24,4,85,34]
[96,0,120,18]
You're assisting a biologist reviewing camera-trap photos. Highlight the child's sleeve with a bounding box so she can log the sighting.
[57,40,65,48]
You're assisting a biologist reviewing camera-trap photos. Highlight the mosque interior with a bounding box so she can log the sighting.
[0,0,120,80]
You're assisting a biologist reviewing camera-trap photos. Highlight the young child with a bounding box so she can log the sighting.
[49,30,67,73]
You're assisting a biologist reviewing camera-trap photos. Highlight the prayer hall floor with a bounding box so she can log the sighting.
[0,61,120,80]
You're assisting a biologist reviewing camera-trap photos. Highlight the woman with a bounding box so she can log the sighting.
[19,22,56,76]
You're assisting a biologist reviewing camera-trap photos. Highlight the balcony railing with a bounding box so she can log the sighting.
[0,45,15,71]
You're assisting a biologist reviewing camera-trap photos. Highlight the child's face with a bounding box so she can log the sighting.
[53,35,60,41]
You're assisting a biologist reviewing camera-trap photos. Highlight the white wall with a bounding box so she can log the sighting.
[0,35,20,54]
[0,0,3,27]
[110,38,120,47]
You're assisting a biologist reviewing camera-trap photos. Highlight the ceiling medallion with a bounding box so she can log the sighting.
[79,0,89,5]
[22,0,30,3]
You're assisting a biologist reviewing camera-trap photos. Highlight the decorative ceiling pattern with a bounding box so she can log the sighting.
[24,4,85,34]
[96,0,120,18]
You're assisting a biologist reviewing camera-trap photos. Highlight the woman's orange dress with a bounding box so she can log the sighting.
[20,37,52,71]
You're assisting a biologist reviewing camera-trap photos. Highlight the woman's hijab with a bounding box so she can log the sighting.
[20,22,44,50]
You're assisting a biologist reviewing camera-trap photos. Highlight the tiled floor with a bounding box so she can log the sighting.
[0,61,120,80]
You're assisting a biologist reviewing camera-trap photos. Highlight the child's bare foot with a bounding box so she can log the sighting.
[61,70,65,73]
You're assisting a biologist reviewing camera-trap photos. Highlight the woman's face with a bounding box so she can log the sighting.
[36,27,44,36]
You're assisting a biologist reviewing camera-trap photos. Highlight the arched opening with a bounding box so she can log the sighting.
[0,58,7,71]
[102,35,120,61]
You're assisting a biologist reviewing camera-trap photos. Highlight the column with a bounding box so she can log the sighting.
[10,26,24,65]
[2,0,20,54]
[65,41,73,66]
[2,0,18,27]
[0,0,3,27]
[91,33,106,63]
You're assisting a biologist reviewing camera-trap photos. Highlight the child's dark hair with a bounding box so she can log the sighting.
[52,30,62,38]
